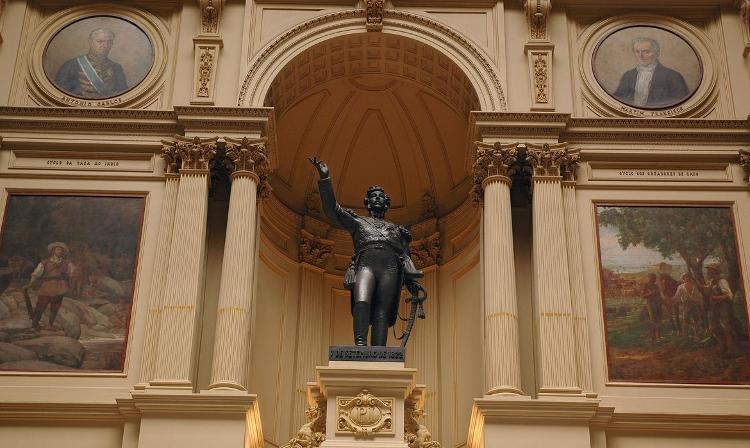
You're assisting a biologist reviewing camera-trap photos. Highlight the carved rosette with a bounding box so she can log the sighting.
[299,229,333,268]
[282,404,327,448]
[525,142,571,178]
[366,0,385,31]
[336,390,393,435]
[740,149,750,182]
[410,232,441,269]
[224,137,271,194]
[404,397,441,448]
[471,142,519,204]
[524,0,551,41]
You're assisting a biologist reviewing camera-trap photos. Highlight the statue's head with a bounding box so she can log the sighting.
[364,185,390,215]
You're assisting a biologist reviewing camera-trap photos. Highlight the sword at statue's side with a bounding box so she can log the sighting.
[397,283,427,348]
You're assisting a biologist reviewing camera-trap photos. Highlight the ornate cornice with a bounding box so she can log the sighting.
[525,142,574,178]
[524,0,551,41]
[410,232,441,269]
[299,229,334,268]
[471,112,569,141]
[366,0,385,31]
[162,135,218,171]
[471,142,518,204]
[0,107,178,135]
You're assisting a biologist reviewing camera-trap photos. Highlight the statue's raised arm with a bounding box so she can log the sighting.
[308,156,357,232]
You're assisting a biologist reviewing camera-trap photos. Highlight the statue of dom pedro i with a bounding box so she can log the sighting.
[310,157,423,346]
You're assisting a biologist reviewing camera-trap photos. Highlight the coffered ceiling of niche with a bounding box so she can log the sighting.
[266,33,480,225]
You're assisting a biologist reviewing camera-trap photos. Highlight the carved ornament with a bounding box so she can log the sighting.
[160,142,182,175]
[404,397,441,448]
[410,232,441,269]
[531,52,550,104]
[196,47,215,98]
[525,142,569,177]
[471,142,519,204]
[366,0,385,31]
[524,0,551,41]
[282,404,326,448]
[199,0,223,35]
[740,149,750,181]
[224,137,271,195]
[336,390,393,435]
[162,136,218,171]
[299,229,334,268]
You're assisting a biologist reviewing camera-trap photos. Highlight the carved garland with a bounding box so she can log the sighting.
[237,9,507,111]
[471,142,519,204]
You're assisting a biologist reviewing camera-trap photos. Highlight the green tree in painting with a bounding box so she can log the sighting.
[598,206,740,289]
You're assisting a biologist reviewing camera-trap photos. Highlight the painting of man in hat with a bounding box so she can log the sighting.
[22,242,75,330]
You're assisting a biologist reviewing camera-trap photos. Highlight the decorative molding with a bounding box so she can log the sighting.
[199,0,224,35]
[471,142,519,204]
[162,135,218,171]
[740,0,750,56]
[366,0,385,31]
[336,389,394,435]
[741,149,750,181]
[237,9,507,111]
[524,0,552,41]
[299,228,334,268]
[525,142,570,177]
[525,49,554,110]
[410,232,441,269]
[404,393,441,448]
[191,40,222,104]
[0,107,178,136]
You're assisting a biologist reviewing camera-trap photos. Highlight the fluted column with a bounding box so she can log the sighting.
[292,229,332,430]
[560,152,595,396]
[409,258,439,430]
[138,146,181,386]
[472,142,523,395]
[209,137,269,390]
[152,136,217,388]
[527,143,580,395]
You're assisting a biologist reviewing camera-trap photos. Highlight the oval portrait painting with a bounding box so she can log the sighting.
[593,25,702,110]
[43,15,155,100]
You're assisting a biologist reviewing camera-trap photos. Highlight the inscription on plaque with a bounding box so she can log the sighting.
[10,151,153,172]
[588,163,731,182]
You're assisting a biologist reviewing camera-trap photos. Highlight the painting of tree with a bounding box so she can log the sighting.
[0,194,145,372]
[596,204,750,384]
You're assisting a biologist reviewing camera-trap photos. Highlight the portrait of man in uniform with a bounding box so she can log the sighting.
[592,26,702,110]
[43,15,154,101]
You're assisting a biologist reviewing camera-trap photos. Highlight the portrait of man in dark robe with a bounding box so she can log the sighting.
[52,28,128,99]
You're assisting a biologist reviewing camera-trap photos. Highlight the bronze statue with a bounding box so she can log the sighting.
[309,157,423,346]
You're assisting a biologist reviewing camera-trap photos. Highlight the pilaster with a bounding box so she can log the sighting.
[208,136,269,390]
[472,142,523,395]
[192,0,225,104]
[523,0,554,111]
[152,136,217,389]
[526,142,579,395]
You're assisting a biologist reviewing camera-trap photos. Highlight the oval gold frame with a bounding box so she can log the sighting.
[28,5,168,108]
[579,15,717,118]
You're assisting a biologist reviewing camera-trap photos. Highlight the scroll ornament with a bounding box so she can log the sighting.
[337,389,393,434]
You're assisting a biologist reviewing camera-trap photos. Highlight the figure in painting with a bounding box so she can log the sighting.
[613,37,689,108]
[53,28,128,99]
[22,242,75,330]
[675,273,704,338]
[309,157,422,346]
[641,273,663,343]
[658,269,681,335]
[702,265,737,357]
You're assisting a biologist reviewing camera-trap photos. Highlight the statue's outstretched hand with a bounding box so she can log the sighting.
[308,156,330,179]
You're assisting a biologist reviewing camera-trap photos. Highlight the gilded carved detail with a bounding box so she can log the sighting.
[161,142,182,175]
[532,53,549,103]
[163,136,218,171]
[471,142,519,204]
[199,0,223,34]
[366,0,385,31]
[224,137,271,195]
[196,47,215,98]
[404,397,441,448]
[740,149,750,181]
[282,404,326,448]
[524,0,552,41]
[410,232,440,269]
[337,390,393,435]
[525,142,573,178]
[299,229,333,268]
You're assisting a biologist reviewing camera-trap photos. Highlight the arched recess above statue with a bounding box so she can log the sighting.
[237,9,507,112]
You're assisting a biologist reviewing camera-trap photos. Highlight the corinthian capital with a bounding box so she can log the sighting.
[160,141,182,175]
[471,142,518,204]
[299,229,333,269]
[525,142,574,178]
[163,136,218,172]
[224,137,271,196]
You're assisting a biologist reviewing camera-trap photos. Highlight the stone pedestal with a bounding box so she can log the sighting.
[317,361,416,448]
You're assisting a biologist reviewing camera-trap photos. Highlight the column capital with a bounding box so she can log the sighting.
[471,142,518,204]
[526,142,578,179]
[224,136,272,196]
[163,135,218,172]
[410,232,441,269]
[160,141,182,175]
[740,148,750,182]
[299,228,334,269]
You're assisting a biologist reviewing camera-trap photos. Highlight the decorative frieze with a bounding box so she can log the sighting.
[366,0,385,31]
[337,390,393,435]
[471,142,518,204]
[299,229,334,268]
